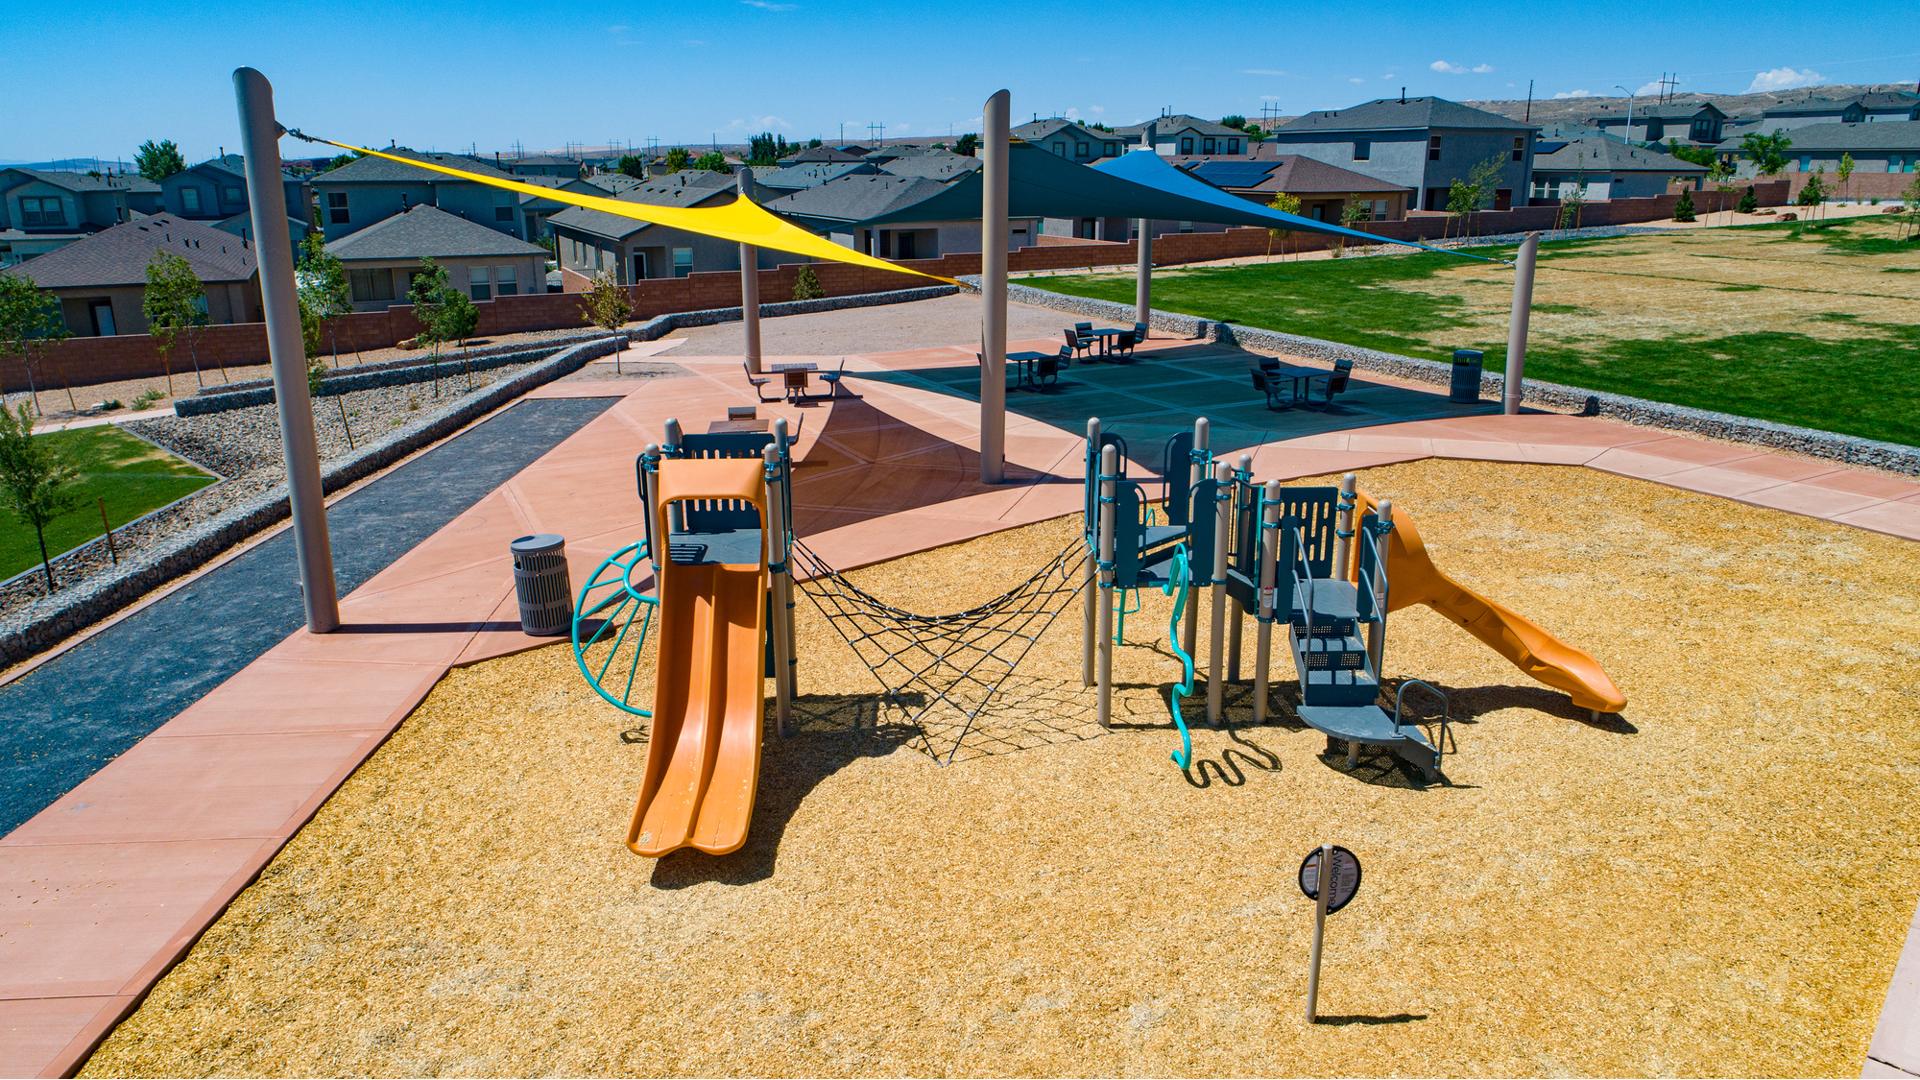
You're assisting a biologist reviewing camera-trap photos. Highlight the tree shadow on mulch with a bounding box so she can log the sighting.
[648,692,916,890]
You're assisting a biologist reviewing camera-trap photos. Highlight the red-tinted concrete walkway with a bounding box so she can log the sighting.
[4,337,1916,1077]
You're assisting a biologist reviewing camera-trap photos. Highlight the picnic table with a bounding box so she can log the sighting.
[1007,350,1052,389]
[770,361,819,402]
[1085,327,1127,355]
[1255,360,1334,408]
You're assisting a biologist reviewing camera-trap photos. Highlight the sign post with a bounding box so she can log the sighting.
[1299,843,1362,1022]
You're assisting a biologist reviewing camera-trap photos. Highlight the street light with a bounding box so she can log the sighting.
[1614,84,1637,143]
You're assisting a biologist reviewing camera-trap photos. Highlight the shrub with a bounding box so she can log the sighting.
[1673,188,1696,222]
[131,388,165,410]
[1736,186,1758,214]
[792,264,825,301]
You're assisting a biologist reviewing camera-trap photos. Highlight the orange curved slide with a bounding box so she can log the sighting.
[1357,491,1627,714]
[628,459,770,858]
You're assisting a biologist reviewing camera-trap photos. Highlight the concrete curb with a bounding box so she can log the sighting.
[1007,284,1920,476]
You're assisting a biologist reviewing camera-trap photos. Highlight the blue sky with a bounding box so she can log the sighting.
[3,0,1915,162]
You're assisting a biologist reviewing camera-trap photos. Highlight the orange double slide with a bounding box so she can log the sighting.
[1357,491,1627,714]
[627,458,770,858]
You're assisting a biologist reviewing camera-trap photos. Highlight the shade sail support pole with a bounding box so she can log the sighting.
[979,88,1010,485]
[736,168,763,374]
[234,66,338,633]
[1504,232,1539,415]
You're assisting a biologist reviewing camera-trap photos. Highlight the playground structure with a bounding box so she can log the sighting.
[1083,416,1626,779]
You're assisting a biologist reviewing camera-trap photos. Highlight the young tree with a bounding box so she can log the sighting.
[615,153,646,178]
[664,147,691,172]
[1444,179,1476,240]
[1836,152,1855,204]
[791,264,825,300]
[0,401,80,592]
[1331,197,1372,256]
[1740,130,1792,178]
[1219,114,1247,130]
[432,289,480,386]
[692,151,729,172]
[142,251,209,391]
[1797,168,1828,220]
[1673,186,1696,222]
[580,270,633,370]
[1554,184,1588,234]
[1903,174,1920,241]
[1706,158,1738,223]
[296,231,352,366]
[134,138,188,182]
[1665,139,1717,167]
[1461,153,1508,237]
[1266,192,1302,259]
[406,257,451,351]
[0,274,71,415]
[1737,185,1759,214]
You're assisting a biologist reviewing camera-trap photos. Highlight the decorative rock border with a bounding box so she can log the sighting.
[0,337,615,666]
[176,344,565,416]
[1008,284,1920,476]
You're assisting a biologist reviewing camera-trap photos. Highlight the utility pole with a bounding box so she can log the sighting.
[1525,79,1534,124]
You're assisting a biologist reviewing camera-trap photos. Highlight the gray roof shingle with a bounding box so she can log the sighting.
[314,150,517,185]
[1532,136,1708,173]
[1278,97,1536,134]
[1717,120,1920,153]
[1177,155,1412,194]
[2,213,254,288]
[1,167,160,195]
[764,174,952,224]
[877,152,983,183]
[757,161,878,192]
[323,204,546,261]
[546,171,736,240]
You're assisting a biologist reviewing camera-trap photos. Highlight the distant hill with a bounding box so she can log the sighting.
[1464,82,1916,131]
[0,156,137,173]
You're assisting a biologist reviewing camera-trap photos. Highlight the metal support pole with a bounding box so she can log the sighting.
[773,417,797,703]
[1227,452,1251,682]
[1135,220,1152,331]
[1331,472,1358,581]
[234,67,337,632]
[762,443,793,737]
[1182,417,1208,658]
[1307,841,1332,1022]
[1207,460,1231,727]
[1253,479,1280,725]
[978,88,1011,484]
[1366,500,1393,676]
[1504,232,1539,416]
[1082,417,1101,689]
[736,168,763,373]
[663,418,686,534]
[1096,444,1118,728]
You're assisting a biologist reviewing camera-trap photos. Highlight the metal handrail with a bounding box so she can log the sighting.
[1392,677,1451,771]
[1286,521,1316,651]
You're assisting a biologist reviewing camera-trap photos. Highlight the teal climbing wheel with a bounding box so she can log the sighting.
[572,541,660,716]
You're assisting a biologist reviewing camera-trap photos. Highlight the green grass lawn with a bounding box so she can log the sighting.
[1018,219,1920,446]
[3,425,216,582]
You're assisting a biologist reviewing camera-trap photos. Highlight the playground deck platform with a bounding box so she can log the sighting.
[3,319,1919,1076]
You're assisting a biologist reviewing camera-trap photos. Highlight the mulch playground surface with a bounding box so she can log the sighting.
[84,460,1920,1076]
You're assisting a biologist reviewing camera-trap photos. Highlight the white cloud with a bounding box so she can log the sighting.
[1635,80,1664,96]
[1348,77,1366,85]
[1747,66,1824,92]
[1242,68,1289,77]
[1553,89,1594,99]
[740,0,797,9]
[1431,59,1493,75]
[1089,104,1106,115]
[1381,73,1396,80]
[1472,63,1495,74]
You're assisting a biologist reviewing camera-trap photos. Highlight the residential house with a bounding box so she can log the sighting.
[1716,121,1920,178]
[1011,119,1126,163]
[212,211,310,252]
[310,150,528,243]
[517,175,616,242]
[1115,115,1250,158]
[1588,102,1730,145]
[756,161,880,194]
[158,153,312,225]
[0,168,161,234]
[766,174,1036,259]
[323,204,549,313]
[1178,156,1413,221]
[1758,91,1920,132]
[876,152,982,184]
[1528,137,1706,201]
[0,214,259,337]
[549,170,772,284]
[503,154,585,179]
[782,146,866,164]
[1266,96,1536,212]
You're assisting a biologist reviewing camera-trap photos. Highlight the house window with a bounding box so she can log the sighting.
[469,265,491,300]
[1075,141,1089,158]
[631,252,648,280]
[494,195,514,223]
[1371,198,1389,218]
[1202,137,1216,154]
[1104,141,1117,156]
[19,196,65,227]
[1799,156,1811,171]
[181,187,202,213]
[1512,137,1525,162]
[1428,136,1443,161]
[1353,139,1371,161]
[326,191,349,224]
[1180,136,1194,154]
[349,269,393,302]
[496,265,518,296]
[223,186,242,202]
[1227,138,1242,154]
[1052,140,1065,155]
[1177,221,1194,233]
[672,247,693,278]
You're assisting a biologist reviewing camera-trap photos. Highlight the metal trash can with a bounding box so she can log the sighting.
[1450,349,1484,403]
[511,533,572,636]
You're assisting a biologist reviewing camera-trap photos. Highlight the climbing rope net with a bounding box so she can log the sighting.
[790,536,1090,764]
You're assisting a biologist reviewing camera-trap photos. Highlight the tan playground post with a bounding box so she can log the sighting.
[1253,479,1282,724]
[1182,417,1209,658]
[1095,443,1119,728]
[1206,459,1231,726]
[663,418,687,533]
[978,88,1011,484]
[762,442,794,736]
[1331,471,1358,579]
[1082,417,1102,689]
